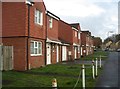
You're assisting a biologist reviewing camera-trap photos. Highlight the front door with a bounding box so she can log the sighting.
[62,46,67,61]
[81,47,83,56]
[56,45,59,62]
[46,43,51,65]
[74,47,77,59]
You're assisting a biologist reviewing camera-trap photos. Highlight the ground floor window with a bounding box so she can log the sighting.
[30,41,42,56]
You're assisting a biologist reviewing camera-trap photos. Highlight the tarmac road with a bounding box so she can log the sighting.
[95,52,119,88]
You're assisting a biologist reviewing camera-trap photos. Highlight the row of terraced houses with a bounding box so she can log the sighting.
[1,1,95,71]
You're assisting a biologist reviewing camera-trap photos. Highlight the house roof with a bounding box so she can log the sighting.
[47,11,60,20]
[69,23,80,30]
[46,37,62,44]
[81,31,91,35]
[58,38,71,45]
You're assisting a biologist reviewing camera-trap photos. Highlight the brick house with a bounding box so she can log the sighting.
[88,35,94,55]
[58,20,73,61]
[2,1,47,71]
[1,0,96,71]
[46,11,62,65]
[81,31,94,56]
[93,37,102,49]
[69,23,81,60]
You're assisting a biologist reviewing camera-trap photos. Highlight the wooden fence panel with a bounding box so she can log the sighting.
[0,46,13,71]
[9,46,13,70]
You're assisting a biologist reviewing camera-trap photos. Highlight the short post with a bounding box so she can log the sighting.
[92,59,95,79]
[99,55,102,68]
[95,58,98,77]
[52,78,57,89]
[82,64,85,89]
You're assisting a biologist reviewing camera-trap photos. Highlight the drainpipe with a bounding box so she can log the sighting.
[26,1,34,70]
[45,11,48,65]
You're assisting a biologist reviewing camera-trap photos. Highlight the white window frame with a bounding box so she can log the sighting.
[78,32,80,39]
[35,9,43,25]
[49,17,53,28]
[30,41,42,56]
[75,31,77,37]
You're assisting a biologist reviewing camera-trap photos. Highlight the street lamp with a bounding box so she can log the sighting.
[107,31,114,37]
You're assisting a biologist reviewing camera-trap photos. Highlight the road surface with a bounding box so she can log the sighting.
[95,52,119,88]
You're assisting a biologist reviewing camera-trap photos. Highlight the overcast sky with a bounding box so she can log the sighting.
[43,0,119,41]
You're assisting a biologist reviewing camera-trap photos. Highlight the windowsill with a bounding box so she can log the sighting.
[35,23,43,26]
[31,54,42,56]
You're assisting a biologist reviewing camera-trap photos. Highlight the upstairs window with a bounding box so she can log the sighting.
[78,32,81,39]
[35,9,43,25]
[75,31,77,37]
[49,17,53,28]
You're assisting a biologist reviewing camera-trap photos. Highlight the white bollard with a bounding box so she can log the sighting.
[95,58,98,77]
[82,64,85,89]
[92,60,95,79]
[52,78,57,89]
[99,55,102,68]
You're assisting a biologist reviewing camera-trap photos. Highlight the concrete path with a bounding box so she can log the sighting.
[61,59,105,65]
[95,52,119,88]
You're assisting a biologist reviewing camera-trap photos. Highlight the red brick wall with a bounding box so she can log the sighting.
[29,2,46,39]
[47,15,59,39]
[2,37,27,71]
[69,45,74,61]
[81,46,86,57]
[2,2,46,71]
[73,30,79,44]
[78,52,81,58]
[58,20,73,44]
[81,32,87,46]
[46,43,61,64]
[2,2,27,37]
[59,45,62,62]
[51,44,57,64]
[2,37,46,71]
[2,2,46,39]
[29,38,45,69]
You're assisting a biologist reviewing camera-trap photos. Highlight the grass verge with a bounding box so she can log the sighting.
[81,51,109,61]
[2,51,107,88]
[2,64,102,88]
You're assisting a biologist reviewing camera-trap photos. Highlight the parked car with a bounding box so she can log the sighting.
[104,48,109,51]
[94,49,97,51]
[117,49,120,52]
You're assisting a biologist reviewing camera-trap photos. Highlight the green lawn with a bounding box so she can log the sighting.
[81,51,109,61]
[2,64,102,88]
[2,51,108,88]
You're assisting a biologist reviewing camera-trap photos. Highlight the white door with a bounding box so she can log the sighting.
[46,43,51,65]
[74,47,77,59]
[56,45,59,62]
[81,47,83,56]
[86,47,88,55]
[62,46,67,61]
